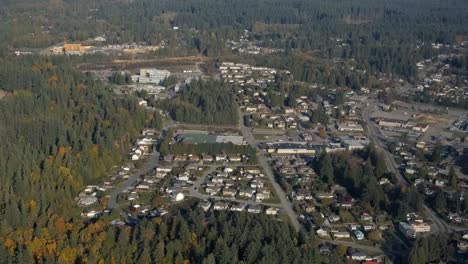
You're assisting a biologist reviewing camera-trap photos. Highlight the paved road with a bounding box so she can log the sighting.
[317,239,383,254]
[238,108,302,231]
[362,104,454,234]
[38,41,65,55]
[107,127,169,209]
[186,191,284,208]
[107,151,160,209]
[186,159,285,209]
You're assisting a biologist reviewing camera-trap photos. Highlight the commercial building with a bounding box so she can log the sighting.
[337,122,365,132]
[134,69,171,84]
[377,118,405,128]
[399,222,416,238]
[61,43,92,55]
[266,142,316,155]
[342,140,366,151]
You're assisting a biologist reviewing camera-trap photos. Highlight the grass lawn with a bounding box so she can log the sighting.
[264,196,281,204]
[339,210,357,223]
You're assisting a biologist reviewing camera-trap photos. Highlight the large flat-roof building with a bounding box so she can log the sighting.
[136,69,171,84]
[266,142,316,155]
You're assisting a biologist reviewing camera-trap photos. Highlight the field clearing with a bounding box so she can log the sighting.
[76,56,206,72]
[416,114,450,124]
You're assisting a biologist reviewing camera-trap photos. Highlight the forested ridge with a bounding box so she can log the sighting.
[1,0,468,80]
[0,55,153,262]
[0,0,467,262]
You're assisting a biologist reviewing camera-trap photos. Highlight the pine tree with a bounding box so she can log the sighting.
[319,153,334,185]
[448,166,457,189]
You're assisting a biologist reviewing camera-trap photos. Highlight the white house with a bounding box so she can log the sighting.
[265,207,279,215]
[173,192,185,202]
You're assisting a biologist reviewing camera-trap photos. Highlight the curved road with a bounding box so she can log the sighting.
[107,128,168,209]
[362,104,461,234]
[107,151,160,209]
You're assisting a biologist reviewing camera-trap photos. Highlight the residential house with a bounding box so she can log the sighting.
[206,186,221,195]
[362,224,376,231]
[361,213,373,222]
[349,252,367,261]
[213,202,229,211]
[203,155,214,163]
[172,192,185,202]
[319,244,331,254]
[199,201,211,212]
[354,230,365,240]
[244,167,261,174]
[228,155,242,162]
[250,179,264,188]
[255,193,269,201]
[223,188,237,197]
[216,155,227,162]
[316,227,329,238]
[174,155,187,161]
[239,188,255,198]
[333,231,350,239]
[328,214,341,223]
[247,205,262,214]
[230,204,246,212]
[265,207,279,215]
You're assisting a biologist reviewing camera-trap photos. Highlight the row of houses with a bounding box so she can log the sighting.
[219,62,279,87]
[162,154,247,163]
[199,200,279,215]
[202,167,273,202]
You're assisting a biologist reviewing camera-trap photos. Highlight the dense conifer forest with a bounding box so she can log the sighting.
[0,0,468,263]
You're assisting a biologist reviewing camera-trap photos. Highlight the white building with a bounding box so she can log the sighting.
[411,222,431,233]
[137,69,171,84]
[79,196,98,206]
[173,192,185,202]
[265,207,279,215]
